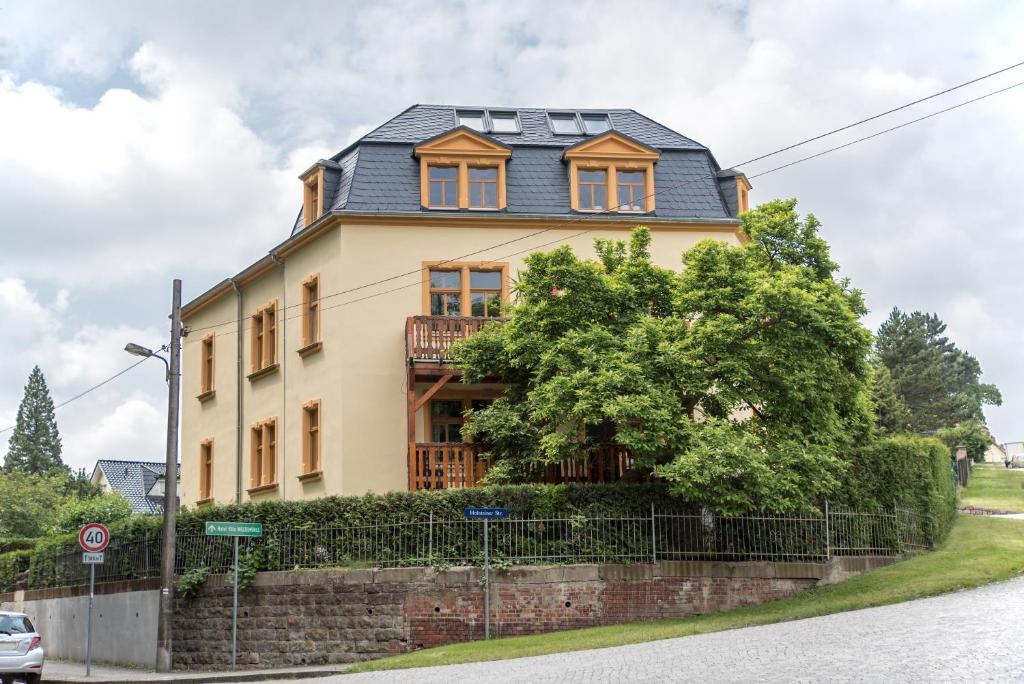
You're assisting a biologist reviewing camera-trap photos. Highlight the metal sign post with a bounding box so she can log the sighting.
[79,523,110,677]
[205,522,263,671]
[464,508,508,641]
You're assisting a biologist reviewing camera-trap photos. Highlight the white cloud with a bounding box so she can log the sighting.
[0,0,1022,460]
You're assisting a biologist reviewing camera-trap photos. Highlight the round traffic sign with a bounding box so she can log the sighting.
[79,523,110,553]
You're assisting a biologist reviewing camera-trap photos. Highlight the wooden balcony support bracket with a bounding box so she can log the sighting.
[413,373,455,413]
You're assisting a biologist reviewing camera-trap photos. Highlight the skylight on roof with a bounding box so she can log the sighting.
[457,110,486,131]
[582,114,611,134]
[549,113,582,135]
[489,111,520,133]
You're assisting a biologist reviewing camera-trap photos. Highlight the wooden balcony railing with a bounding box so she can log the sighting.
[408,443,648,490]
[406,315,506,363]
[409,442,489,490]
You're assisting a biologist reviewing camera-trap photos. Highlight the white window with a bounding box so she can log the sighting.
[489,111,520,133]
[582,114,611,134]
[550,113,582,135]
[457,110,486,131]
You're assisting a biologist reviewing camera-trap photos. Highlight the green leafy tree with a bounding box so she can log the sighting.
[870,360,911,434]
[51,491,133,534]
[938,420,993,463]
[455,199,874,514]
[875,310,1001,432]
[4,366,66,476]
[0,471,67,537]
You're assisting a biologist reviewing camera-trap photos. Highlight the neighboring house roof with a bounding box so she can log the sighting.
[91,460,181,515]
[291,104,742,234]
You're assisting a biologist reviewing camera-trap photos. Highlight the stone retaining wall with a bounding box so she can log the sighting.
[171,557,893,670]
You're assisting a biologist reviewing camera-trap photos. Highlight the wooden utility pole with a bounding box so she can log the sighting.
[156,279,182,672]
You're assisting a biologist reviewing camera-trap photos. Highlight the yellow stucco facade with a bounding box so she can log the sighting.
[180,216,744,508]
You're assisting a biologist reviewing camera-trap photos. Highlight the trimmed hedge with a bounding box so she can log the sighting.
[176,483,687,533]
[0,538,38,554]
[0,550,32,591]
[841,435,956,543]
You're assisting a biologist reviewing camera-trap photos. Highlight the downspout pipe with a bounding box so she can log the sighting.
[269,251,286,500]
[230,277,243,503]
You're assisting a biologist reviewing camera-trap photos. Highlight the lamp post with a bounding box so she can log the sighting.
[126,278,182,672]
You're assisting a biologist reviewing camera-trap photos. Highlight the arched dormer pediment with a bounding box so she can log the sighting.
[414,127,512,210]
[563,132,660,213]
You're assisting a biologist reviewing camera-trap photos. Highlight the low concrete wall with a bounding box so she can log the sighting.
[0,579,159,668]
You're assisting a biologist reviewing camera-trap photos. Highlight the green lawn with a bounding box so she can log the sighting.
[961,463,1024,513]
[348,515,1024,673]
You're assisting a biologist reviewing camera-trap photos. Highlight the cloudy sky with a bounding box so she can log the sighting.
[0,0,1021,472]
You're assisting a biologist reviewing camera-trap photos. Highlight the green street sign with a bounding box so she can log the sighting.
[205,521,263,537]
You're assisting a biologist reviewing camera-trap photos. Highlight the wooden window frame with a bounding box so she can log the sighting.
[249,301,279,377]
[199,439,213,501]
[616,170,646,213]
[427,165,459,209]
[468,167,499,210]
[577,169,607,212]
[301,274,321,349]
[302,400,321,476]
[248,418,278,493]
[414,129,511,210]
[421,261,510,317]
[425,396,497,444]
[302,166,325,227]
[564,132,660,213]
[198,334,215,399]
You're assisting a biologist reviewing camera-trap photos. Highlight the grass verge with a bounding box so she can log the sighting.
[961,463,1024,513]
[348,515,1024,673]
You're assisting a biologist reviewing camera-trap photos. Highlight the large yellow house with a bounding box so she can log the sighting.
[180,105,751,507]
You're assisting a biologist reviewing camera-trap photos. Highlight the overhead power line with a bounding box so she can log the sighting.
[0,358,150,435]
[185,69,1024,343]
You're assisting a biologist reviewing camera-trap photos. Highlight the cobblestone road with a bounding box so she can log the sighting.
[326,577,1024,683]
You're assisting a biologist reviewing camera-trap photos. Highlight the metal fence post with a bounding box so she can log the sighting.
[428,511,434,561]
[824,500,831,561]
[650,503,657,564]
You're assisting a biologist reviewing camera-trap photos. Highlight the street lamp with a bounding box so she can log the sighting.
[126,279,182,672]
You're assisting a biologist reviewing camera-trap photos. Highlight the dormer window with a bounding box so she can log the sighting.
[550,113,582,135]
[428,166,459,208]
[563,131,661,213]
[577,170,607,211]
[469,167,498,209]
[582,114,611,134]
[301,166,325,227]
[414,128,511,210]
[616,170,646,211]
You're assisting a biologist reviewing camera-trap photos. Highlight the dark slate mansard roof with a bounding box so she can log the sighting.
[93,459,181,515]
[292,105,745,235]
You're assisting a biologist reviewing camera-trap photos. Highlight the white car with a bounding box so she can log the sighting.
[0,611,43,684]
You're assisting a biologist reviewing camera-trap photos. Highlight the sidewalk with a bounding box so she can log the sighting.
[42,660,345,683]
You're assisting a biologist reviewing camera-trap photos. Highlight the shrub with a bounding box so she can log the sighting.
[840,435,956,542]
[0,538,38,554]
[0,550,32,592]
[51,492,134,534]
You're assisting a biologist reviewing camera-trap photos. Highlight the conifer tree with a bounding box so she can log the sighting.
[4,366,66,476]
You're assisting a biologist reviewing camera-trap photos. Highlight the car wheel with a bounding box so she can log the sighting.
[24,675,41,684]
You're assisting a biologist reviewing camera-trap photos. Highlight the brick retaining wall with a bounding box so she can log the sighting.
[171,558,892,670]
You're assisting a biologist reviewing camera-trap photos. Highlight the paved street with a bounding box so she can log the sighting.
[322,577,1024,683]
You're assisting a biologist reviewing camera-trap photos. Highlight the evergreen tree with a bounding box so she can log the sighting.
[4,366,66,476]
[875,309,1001,432]
[870,360,911,434]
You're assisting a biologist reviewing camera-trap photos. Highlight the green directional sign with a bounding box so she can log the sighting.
[205,521,263,537]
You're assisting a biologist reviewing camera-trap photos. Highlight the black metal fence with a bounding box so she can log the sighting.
[14,504,929,592]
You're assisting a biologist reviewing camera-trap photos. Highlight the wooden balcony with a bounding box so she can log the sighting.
[406,315,505,365]
[407,443,648,490]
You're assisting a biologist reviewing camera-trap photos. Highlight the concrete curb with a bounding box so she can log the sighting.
[43,668,347,683]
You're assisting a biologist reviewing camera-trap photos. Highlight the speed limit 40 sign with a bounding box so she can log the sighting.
[79,522,110,553]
